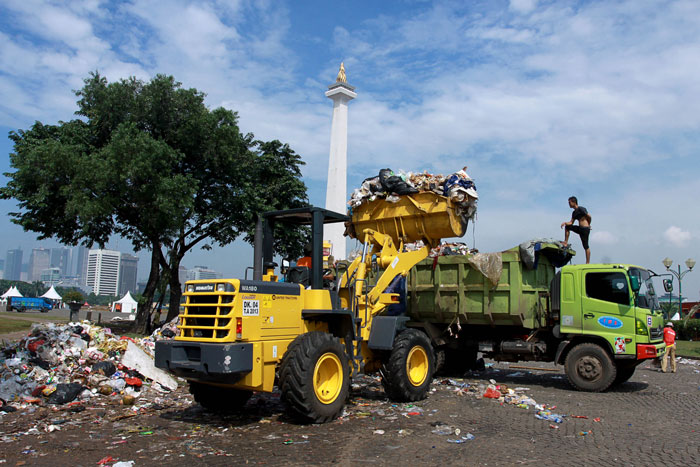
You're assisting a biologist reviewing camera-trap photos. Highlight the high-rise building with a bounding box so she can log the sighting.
[4,249,21,281]
[50,247,71,277]
[118,253,139,296]
[188,265,221,281]
[86,249,121,296]
[29,248,51,282]
[74,246,89,285]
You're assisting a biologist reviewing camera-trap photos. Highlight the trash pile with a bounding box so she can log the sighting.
[348,167,478,223]
[0,321,178,412]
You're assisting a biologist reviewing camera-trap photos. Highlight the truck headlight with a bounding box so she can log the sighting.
[635,318,648,336]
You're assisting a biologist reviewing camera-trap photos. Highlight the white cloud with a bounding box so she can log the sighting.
[509,0,538,14]
[591,231,617,246]
[664,226,691,247]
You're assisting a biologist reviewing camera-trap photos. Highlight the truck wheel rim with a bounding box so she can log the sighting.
[406,346,429,386]
[576,356,602,381]
[314,352,343,404]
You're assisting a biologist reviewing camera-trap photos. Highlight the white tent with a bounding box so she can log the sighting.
[112,291,138,314]
[41,285,62,301]
[1,286,23,299]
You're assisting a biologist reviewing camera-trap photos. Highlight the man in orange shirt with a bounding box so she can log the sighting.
[296,243,312,268]
[661,322,677,373]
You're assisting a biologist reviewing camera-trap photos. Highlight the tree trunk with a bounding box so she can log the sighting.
[165,255,183,322]
[133,246,161,334]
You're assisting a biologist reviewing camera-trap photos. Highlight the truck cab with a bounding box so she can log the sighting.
[555,264,666,390]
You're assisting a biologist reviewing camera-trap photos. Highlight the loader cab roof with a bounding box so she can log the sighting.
[262,206,349,225]
[260,206,349,290]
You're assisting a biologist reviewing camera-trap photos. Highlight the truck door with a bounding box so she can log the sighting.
[580,270,636,356]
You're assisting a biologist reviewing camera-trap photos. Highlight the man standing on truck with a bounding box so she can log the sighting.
[661,322,677,373]
[561,196,591,264]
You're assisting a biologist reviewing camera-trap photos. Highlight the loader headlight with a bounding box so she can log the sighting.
[217,283,226,292]
[187,284,194,293]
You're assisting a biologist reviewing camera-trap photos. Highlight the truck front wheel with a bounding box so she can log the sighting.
[381,329,435,402]
[279,332,350,424]
[612,363,636,386]
[189,382,252,413]
[564,343,617,392]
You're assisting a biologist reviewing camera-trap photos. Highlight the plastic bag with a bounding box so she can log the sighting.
[48,383,84,405]
[468,253,503,287]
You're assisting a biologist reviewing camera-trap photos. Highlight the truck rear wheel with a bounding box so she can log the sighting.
[189,381,252,413]
[381,329,435,402]
[279,332,349,424]
[564,343,617,392]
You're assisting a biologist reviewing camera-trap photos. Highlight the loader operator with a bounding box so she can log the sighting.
[561,196,591,264]
[296,243,312,268]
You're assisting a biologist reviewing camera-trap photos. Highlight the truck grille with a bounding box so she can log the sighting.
[179,293,235,340]
[650,326,663,341]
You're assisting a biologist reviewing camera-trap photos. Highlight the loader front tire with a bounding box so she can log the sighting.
[381,329,435,402]
[279,332,350,424]
[189,382,252,413]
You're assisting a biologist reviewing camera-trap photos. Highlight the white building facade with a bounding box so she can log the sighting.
[86,249,121,296]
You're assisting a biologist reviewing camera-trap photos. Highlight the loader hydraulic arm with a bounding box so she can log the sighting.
[340,228,430,324]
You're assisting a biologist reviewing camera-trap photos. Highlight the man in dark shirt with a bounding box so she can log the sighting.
[561,196,591,264]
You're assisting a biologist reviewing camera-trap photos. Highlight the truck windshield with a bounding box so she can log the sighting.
[629,267,658,311]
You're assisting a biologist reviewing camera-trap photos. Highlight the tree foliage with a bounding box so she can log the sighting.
[2,72,308,331]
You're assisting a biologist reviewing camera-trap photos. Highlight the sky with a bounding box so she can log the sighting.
[1,0,699,300]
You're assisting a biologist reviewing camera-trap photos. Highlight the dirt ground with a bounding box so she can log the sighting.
[1,343,698,467]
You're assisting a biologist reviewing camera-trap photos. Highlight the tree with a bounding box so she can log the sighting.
[63,290,84,304]
[2,72,308,332]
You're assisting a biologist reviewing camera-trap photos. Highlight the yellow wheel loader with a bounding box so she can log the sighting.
[155,194,466,423]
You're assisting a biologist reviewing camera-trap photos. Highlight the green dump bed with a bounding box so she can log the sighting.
[406,243,572,329]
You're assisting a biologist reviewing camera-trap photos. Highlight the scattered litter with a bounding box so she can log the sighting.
[373,430,385,435]
[535,411,564,423]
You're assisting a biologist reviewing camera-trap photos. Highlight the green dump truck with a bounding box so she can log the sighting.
[405,243,666,391]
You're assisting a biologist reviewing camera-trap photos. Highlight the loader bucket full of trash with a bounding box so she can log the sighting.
[349,192,466,248]
[346,167,478,247]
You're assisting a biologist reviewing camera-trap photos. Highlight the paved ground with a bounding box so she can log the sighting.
[1,356,698,466]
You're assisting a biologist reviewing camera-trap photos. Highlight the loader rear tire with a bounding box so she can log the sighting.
[381,329,435,402]
[279,332,349,424]
[189,382,252,413]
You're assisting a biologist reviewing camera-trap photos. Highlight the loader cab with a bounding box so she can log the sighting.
[253,206,349,290]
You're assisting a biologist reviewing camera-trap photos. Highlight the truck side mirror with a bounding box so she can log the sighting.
[663,278,673,293]
[629,275,640,293]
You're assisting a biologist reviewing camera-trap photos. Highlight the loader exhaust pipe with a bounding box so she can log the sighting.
[253,216,263,281]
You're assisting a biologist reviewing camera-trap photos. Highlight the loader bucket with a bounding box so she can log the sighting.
[349,192,466,247]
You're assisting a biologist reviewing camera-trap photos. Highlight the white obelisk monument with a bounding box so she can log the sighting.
[325,63,356,259]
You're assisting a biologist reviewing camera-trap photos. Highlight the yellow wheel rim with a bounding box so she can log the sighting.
[406,346,429,387]
[313,352,343,404]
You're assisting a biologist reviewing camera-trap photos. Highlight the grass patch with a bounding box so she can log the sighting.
[0,317,33,334]
[676,340,700,358]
